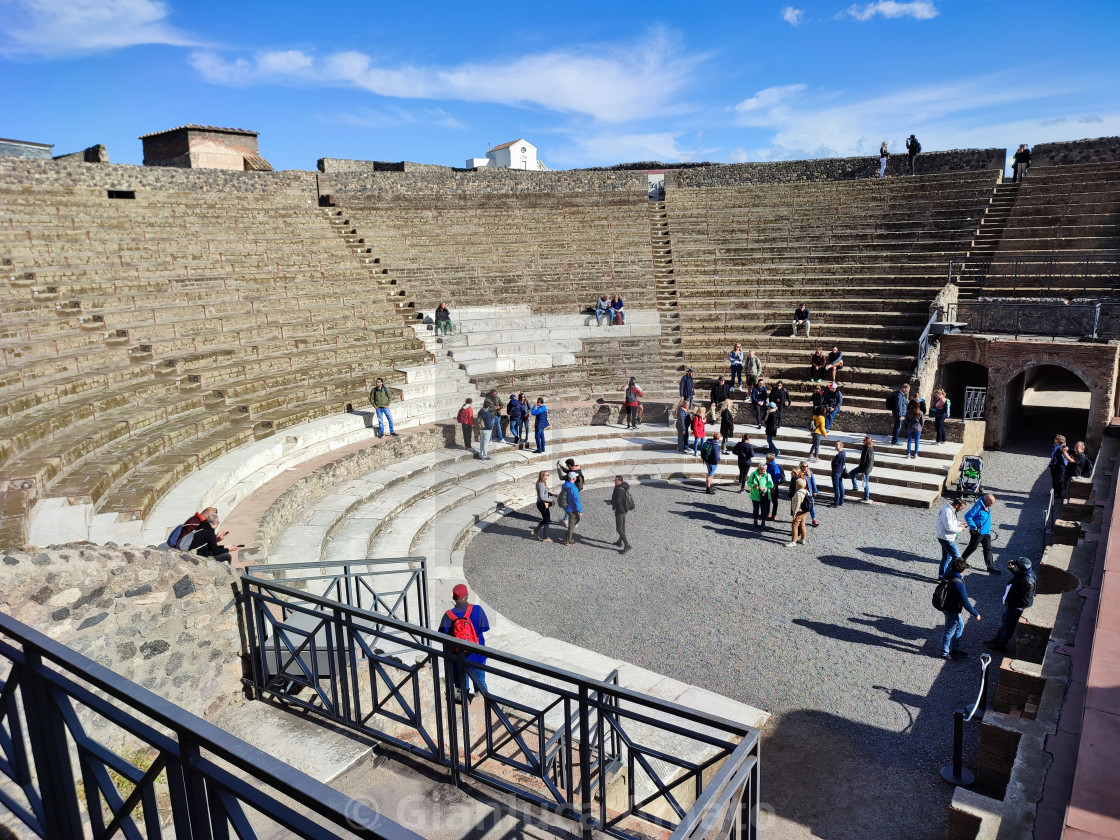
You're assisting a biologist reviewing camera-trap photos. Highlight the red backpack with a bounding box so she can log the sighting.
[445,605,479,650]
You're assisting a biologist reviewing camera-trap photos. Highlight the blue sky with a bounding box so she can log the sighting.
[2,0,1118,171]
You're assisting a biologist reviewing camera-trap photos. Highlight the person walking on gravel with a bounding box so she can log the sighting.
[961,494,1000,573]
[936,497,967,579]
[605,475,635,554]
[531,471,556,542]
[560,473,582,545]
[764,452,783,520]
[796,461,820,527]
[938,558,981,661]
[701,433,722,494]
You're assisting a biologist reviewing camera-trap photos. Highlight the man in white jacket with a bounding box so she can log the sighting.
[937,497,967,579]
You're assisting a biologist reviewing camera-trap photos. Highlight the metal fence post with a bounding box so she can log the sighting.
[21,650,84,839]
[940,709,975,786]
[578,685,593,840]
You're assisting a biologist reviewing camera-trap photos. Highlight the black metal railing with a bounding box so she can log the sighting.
[949,253,1120,298]
[237,574,762,840]
[245,557,430,630]
[941,653,993,787]
[944,301,1120,340]
[0,611,422,840]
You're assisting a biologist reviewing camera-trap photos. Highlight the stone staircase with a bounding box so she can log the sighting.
[958,181,1020,299]
[649,201,685,394]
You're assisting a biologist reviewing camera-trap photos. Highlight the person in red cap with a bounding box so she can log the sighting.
[439,584,491,701]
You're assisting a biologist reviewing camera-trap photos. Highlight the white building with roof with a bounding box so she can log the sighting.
[466,139,547,170]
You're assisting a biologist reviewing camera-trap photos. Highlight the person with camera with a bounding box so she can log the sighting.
[984,557,1037,653]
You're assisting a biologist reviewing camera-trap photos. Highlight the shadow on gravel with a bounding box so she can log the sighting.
[791,618,926,654]
[818,552,935,583]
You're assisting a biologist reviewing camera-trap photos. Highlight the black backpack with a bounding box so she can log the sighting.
[885,393,896,411]
[799,494,812,515]
[932,579,956,611]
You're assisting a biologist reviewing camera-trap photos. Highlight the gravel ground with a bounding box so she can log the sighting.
[464,442,1053,840]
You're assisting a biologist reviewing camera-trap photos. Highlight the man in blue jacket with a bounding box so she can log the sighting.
[439,583,491,700]
[939,557,982,660]
[961,494,999,573]
[890,383,910,445]
[561,473,582,545]
[679,368,696,408]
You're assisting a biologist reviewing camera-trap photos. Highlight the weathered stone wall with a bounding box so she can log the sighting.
[938,335,1120,449]
[0,543,243,736]
[0,156,316,195]
[667,149,1006,187]
[320,167,646,197]
[52,144,109,164]
[318,158,451,174]
[1031,136,1120,167]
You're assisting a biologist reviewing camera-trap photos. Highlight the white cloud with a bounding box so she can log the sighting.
[843,1,939,21]
[188,30,703,124]
[729,148,750,163]
[782,6,805,25]
[730,75,1081,160]
[0,0,200,56]
[318,105,466,130]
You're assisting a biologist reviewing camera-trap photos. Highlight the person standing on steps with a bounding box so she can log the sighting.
[1013,144,1031,182]
[701,433,722,494]
[985,557,1036,653]
[809,406,827,462]
[691,407,707,456]
[850,436,875,502]
[878,141,889,178]
[439,583,490,700]
[930,389,951,444]
[679,367,696,409]
[905,398,925,459]
[792,303,811,338]
[483,388,505,444]
[729,344,744,391]
[747,459,773,528]
[531,471,556,542]
[674,399,692,453]
[751,379,769,428]
[560,472,582,545]
[517,392,531,450]
[890,382,911,445]
[764,402,782,457]
[745,350,763,390]
[605,475,635,554]
[720,406,736,453]
[905,134,921,175]
[434,302,453,336]
[369,378,398,438]
[937,497,967,579]
[457,398,474,452]
[530,398,550,453]
[772,381,791,425]
[962,494,1000,573]
[938,557,982,661]
[823,382,843,431]
[507,393,524,446]
[830,441,847,506]
[623,377,643,429]
[476,403,493,461]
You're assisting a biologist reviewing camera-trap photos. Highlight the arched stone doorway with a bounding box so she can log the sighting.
[1003,364,1091,445]
[940,361,989,418]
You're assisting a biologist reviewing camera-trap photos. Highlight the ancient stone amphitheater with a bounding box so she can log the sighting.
[1,138,1118,840]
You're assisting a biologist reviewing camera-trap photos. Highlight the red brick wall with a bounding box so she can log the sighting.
[938,336,1119,449]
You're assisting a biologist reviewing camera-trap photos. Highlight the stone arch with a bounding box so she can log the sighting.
[999,362,1092,447]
